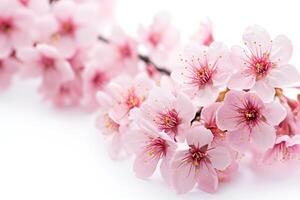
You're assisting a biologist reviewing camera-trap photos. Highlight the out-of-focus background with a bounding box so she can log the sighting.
[1,0,300,199]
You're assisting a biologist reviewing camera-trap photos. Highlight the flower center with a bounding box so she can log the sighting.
[19,0,29,6]
[157,109,181,138]
[189,145,208,166]
[104,114,120,132]
[0,19,13,34]
[59,20,75,36]
[41,56,55,70]
[145,137,167,159]
[125,89,140,109]
[189,65,214,89]
[92,72,107,89]
[250,53,272,79]
[119,44,132,58]
[148,32,161,47]
[244,110,258,121]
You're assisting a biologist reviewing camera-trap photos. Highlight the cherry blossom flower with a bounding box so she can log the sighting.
[135,87,196,142]
[0,0,34,58]
[98,73,154,126]
[96,90,127,159]
[171,126,231,193]
[251,135,300,176]
[191,19,214,46]
[95,27,139,75]
[17,44,74,95]
[126,128,176,182]
[171,42,232,106]
[81,62,113,111]
[216,90,287,151]
[138,12,180,64]
[36,0,100,58]
[0,56,20,91]
[228,25,300,102]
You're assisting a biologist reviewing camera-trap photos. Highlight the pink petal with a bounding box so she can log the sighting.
[194,85,219,106]
[197,162,218,193]
[268,64,300,87]
[209,146,231,170]
[171,150,197,194]
[227,129,250,152]
[228,69,256,90]
[133,149,160,179]
[252,123,276,151]
[243,25,272,54]
[216,90,245,131]
[0,35,12,58]
[270,35,293,65]
[186,126,213,147]
[202,102,221,124]
[251,80,275,102]
[108,133,123,160]
[262,101,287,125]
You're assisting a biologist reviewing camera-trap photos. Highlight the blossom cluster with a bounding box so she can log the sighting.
[1,0,300,194]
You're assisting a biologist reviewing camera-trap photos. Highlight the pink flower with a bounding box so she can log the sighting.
[36,0,99,58]
[263,135,300,164]
[43,78,83,108]
[0,56,20,91]
[138,12,180,64]
[98,73,154,126]
[126,128,176,182]
[96,90,127,159]
[95,26,139,75]
[251,135,300,176]
[191,19,214,46]
[0,0,34,58]
[17,44,74,95]
[217,90,287,151]
[228,25,300,102]
[81,63,111,111]
[171,126,231,193]
[171,42,232,106]
[135,87,196,142]
[201,102,226,141]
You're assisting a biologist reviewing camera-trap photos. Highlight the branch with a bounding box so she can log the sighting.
[191,107,203,125]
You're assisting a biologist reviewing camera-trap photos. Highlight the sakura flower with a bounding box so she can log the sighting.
[200,102,239,182]
[171,42,232,106]
[138,12,180,64]
[0,56,20,91]
[126,128,176,182]
[201,102,226,141]
[228,25,300,102]
[81,62,112,111]
[37,0,100,58]
[136,87,196,142]
[17,44,74,95]
[171,126,231,194]
[0,0,34,58]
[216,90,287,151]
[251,135,300,176]
[95,27,139,75]
[43,79,83,108]
[99,73,154,126]
[96,90,127,159]
[191,19,214,46]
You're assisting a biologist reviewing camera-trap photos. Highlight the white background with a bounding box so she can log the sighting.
[1,0,300,199]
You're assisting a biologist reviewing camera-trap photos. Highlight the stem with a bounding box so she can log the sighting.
[98,36,171,76]
[191,107,203,125]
